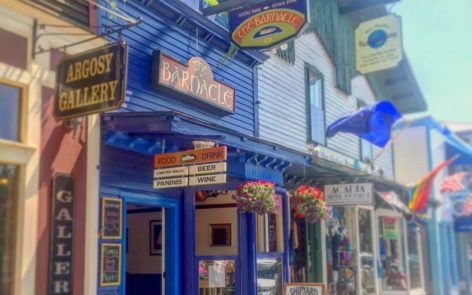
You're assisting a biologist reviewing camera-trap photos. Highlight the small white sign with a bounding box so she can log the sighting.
[189,162,227,175]
[324,183,373,206]
[284,283,325,295]
[189,174,226,186]
[208,265,226,288]
[154,166,188,178]
[153,177,188,189]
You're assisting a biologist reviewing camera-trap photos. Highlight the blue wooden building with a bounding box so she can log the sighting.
[96,1,310,295]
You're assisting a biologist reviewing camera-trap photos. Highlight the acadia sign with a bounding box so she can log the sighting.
[324,183,373,206]
[152,51,235,113]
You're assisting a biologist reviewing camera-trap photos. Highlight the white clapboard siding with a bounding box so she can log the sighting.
[258,33,394,179]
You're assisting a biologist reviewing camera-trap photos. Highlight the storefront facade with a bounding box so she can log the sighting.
[95,1,311,294]
[0,1,102,294]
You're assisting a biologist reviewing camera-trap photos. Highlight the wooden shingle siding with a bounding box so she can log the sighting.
[258,34,395,179]
[100,1,257,136]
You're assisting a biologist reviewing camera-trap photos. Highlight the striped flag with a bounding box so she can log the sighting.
[406,156,459,212]
[440,172,467,193]
[461,194,472,216]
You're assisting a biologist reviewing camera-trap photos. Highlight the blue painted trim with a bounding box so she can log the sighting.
[184,188,196,295]
[246,212,257,295]
[282,192,290,283]
[253,66,260,138]
[119,191,182,295]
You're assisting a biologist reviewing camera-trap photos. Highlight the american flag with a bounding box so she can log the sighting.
[462,194,472,216]
[440,172,468,193]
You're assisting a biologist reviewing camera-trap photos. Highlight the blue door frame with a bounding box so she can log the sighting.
[121,191,182,295]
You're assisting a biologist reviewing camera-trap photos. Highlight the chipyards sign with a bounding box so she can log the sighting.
[324,183,373,206]
[152,51,235,113]
[54,42,128,120]
[229,0,307,49]
[355,15,403,74]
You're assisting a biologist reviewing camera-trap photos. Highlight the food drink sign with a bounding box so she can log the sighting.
[153,146,228,189]
[54,42,128,120]
[229,0,307,49]
[100,243,122,286]
[324,183,373,206]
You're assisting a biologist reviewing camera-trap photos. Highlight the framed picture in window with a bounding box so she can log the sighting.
[209,223,231,247]
[149,220,162,256]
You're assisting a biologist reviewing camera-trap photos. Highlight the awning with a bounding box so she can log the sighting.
[376,190,412,215]
[101,111,311,185]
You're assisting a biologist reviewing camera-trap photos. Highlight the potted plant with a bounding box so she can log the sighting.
[233,180,281,215]
[292,185,327,223]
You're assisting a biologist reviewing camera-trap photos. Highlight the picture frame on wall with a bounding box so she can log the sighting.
[209,223,231,247]
[149,220,162,256]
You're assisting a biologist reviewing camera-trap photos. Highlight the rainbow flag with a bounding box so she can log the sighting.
[406,156,459,212]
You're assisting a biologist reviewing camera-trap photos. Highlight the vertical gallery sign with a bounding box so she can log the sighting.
[355,14,403,74]
[48,174,75,295]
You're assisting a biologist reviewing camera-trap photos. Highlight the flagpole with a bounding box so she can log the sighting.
[362,118,413,174]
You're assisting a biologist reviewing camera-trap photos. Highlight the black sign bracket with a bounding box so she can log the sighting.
[32,17,142,59]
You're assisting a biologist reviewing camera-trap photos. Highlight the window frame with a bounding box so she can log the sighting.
[0,79,26,144]
[304,63,326,146]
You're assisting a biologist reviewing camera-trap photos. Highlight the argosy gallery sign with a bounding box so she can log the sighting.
[152,51,235,113]
[54,42,128,120]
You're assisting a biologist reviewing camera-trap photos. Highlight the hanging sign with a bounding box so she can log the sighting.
[355,14,402,74]
[284,283,326,295]
[101,198,122,239]
[54,42,128,120]
[152,51,235,113]
[189,174,227,186]
[48,174,75,295]
[99,243,122,287]
[324,183,373,206]
[154,146,227,168]
[229,0,307,49]
[153,146,227,189]
[382,216,398,239]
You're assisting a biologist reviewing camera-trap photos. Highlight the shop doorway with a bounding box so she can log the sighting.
[125,204,165,295]
[118,192,181,295]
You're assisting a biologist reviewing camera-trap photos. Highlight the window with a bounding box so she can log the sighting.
[0,163,18,295]
[377,216,407,291]
[305,65,325,145]
[256,208,284,295]
[407,225,423,289]
[0,83,21,142]
[358,208,376,294]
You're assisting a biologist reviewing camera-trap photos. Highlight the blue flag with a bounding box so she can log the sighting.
[326,101,402,147]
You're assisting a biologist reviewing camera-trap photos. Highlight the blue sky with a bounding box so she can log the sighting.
[392,0,472,123]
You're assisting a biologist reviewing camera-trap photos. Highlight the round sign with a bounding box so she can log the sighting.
[367,29,388,49]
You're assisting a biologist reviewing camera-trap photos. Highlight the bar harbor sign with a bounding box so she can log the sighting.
[229,0,307,49]
[324,183,373,206]
[54,42,128,120]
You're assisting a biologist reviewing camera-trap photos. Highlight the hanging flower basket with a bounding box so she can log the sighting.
[233,180,281,215]
[292,185,327,223]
